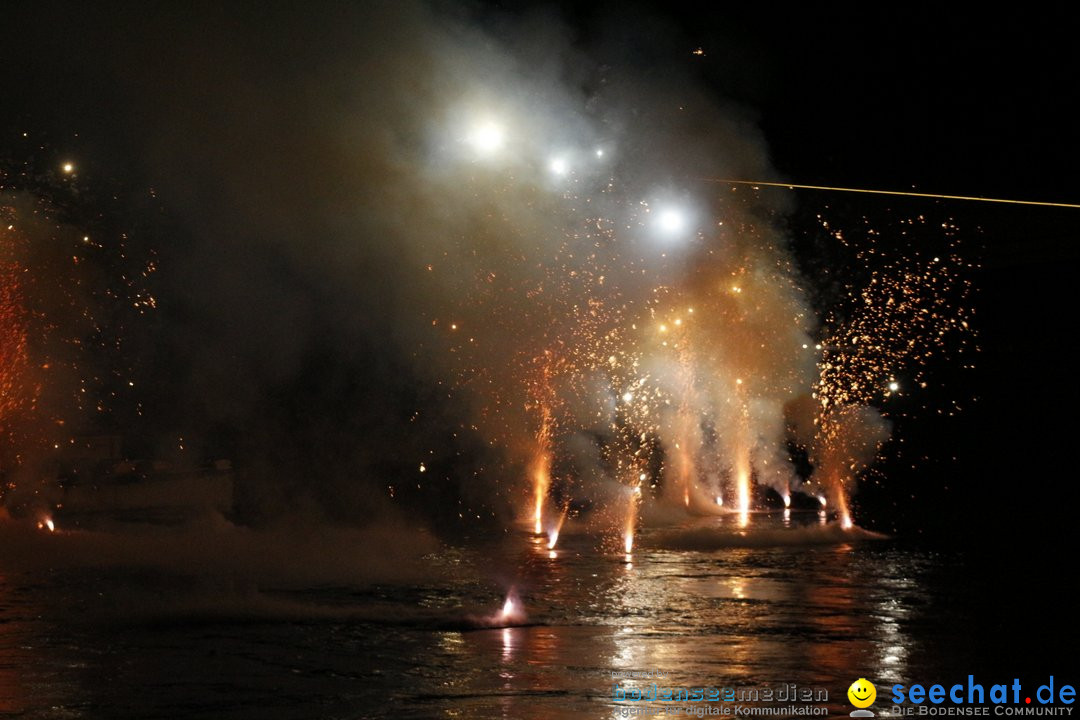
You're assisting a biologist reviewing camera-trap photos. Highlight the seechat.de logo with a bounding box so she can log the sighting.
[849,678,878,717]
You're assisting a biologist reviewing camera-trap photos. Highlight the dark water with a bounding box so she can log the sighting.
[0,513,1065,719]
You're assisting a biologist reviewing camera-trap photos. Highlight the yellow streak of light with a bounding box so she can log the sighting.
[706,179,1080,209]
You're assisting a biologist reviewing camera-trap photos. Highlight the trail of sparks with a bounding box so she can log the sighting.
[706,179,1080,209]
[1,154,154,492]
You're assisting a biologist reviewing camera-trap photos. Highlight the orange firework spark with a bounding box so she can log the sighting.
[1,163,153,497]
[808,208,976,525]
[0,235,30,426]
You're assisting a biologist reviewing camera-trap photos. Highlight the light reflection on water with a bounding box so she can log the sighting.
[0,516,960,719]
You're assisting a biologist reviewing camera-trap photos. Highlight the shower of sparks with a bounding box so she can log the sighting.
[1,151,154,499]
[806,207,975,524]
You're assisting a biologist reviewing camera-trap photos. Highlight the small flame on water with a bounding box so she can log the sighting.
[493,590,526,627]
[840,513,854,530]
[547,505,568,549]
[623,531,634,553]
[816,495,827,508]
[37,518,56,532]
[782,494,791,508]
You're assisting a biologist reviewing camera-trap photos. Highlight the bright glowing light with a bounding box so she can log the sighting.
[736,471,750,515]
[782,494,791,508]
[61,162,74,174]
[595,148,605,158]
[623,532,633,553]
[547,530,559,549]
[840,513,854,530]
[817,495,827,508]
[549,156,569,176]
[38,517,56,532]
[621,391,633,403]
[466,121,504,155]
[655,207,686,234]
[501,596,515,618]
[715,495,723,506]
[888,381,900,392]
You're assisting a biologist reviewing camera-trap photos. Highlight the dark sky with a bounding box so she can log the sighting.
[474,3,1079,201]
[5,4,1079,196]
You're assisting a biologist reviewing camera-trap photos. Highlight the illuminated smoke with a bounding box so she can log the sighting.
[7,4,971,539]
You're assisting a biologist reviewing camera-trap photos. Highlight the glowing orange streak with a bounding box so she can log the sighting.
[671,332,697,509]
[705,179,1080,209]
[624,481,642,553]
[830,472,854,529]
[529,358,557,535]
[531,449,550,535]
[733,382,751,526]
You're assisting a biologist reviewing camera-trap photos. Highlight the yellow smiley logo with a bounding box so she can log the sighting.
[848,678,877,708]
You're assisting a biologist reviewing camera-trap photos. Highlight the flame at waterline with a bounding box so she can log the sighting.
[733,381,752,525]
[546,505,567,549]
[531,450,550,534]
[529,398,555,534]
[624,478,642,554]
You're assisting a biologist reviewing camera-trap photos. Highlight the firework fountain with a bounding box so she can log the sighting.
[0,4,972,556]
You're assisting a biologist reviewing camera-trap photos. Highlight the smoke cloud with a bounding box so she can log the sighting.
[4,1,895,545]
